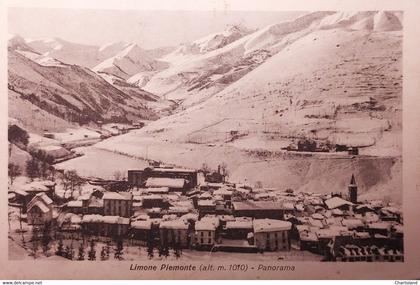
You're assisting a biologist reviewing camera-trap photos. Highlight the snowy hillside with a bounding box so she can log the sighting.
[131,11,402,155]
[7,47,159,128]
[143,11,402,110]
[23,37,120,68]
[93,43,169,80]
[92,11,403,202]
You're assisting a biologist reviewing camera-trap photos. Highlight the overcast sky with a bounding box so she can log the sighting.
[8,8,305,49]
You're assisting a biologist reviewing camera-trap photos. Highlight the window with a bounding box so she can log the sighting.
[208,232,211,237]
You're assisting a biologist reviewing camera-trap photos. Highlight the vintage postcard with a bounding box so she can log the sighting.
[1,0,419,280]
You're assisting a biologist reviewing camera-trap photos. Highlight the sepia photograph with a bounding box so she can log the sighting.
[6,7,404,263]
[2,0,420,281]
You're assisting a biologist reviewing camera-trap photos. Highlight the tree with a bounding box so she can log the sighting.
[163,245,170,258]
[105,241,111,258]
[88,240,96,261]
[60,170,84,197]
[56,239,64,257]
[200,163,211,177]
[77,243,85,260]
[158,244,164,257]
[39,161,51,179]
[29,227,40,259]
[8,163,21,185]
[100,246,108,261]
[26,157,40,180]
[147,234,154,259]
[114,239,124,260]
[8,125,29,148]
[173,242,182,259]
[41,223,51,256]
[219,163,230,182]
[65,244,75,260]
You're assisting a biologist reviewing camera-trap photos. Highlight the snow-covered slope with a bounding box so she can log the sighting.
[8,46,159,127]
[162,24,252,63]
[24,37,119,68]
[143,11,402,111]
[143,12,336,104]
[104,11,402,157]
[93,43,169,80]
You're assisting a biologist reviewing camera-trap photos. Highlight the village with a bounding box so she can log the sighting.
[8,160,404,262]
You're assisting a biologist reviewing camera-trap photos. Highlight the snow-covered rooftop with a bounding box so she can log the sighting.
[253,219,292,233]
[180,213,199,222]
[195,219,217,231]
[160,219,189,230]
[324,197,353,209]
[341,218,364,229]
[198,200,216,207]
[233,201,284,211]
[368,222,391,230]
[131,220,152,230]
[30,201,50,213]
[103,192,132,200]
[67,200,83,208]
[213,189,233,196]
[21,181,50,192]
[145,187,170,194]
[153,167,197,173]
[226,218,253,229]
[82,214,129,224]
[145,177,185,188]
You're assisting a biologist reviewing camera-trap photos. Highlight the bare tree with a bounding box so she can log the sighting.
[200,163,211,177]
[219,163,230,182]
[60,170,84,197]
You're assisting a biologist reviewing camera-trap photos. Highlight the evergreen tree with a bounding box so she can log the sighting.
[8,163,21,185]
[77,243,85,261]
[56,239,64,256]
[174,242,182,259]
[114,239,124,260]
[88,240,96,261]
[29,227,39,259]
[65,244,75,260]
[100,246,108,261]
[105,241,111,259]
[158,244,164,257]
[41,223,51,256]
[163,245,170,258]
[147,236,154,259]
[26,157,40,180]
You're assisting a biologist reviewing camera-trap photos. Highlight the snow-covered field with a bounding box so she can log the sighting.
[55,147,148,179]
[55,132,401,203]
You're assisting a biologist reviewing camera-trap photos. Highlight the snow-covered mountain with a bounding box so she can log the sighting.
[143,11,402,110]
[23,37,117,68]
[92,43,169,80]
[104,11,402,157]
[162,24,252,63]
[7,45,161,131]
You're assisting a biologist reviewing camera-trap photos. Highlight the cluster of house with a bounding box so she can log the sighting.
[8,167,404,260]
